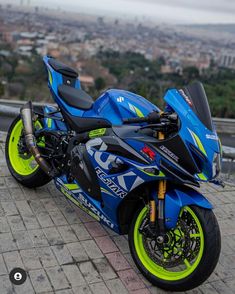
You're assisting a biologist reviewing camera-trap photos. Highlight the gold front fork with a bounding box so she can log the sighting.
[149,130,166,234]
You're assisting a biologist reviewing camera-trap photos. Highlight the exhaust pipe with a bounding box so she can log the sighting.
[20,101,53,177]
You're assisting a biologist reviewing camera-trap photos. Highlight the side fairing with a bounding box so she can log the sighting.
[54,137,166,234]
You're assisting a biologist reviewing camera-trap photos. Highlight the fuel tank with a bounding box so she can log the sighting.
[84,89,160,125]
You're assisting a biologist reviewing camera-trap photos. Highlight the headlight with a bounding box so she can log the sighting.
[212,153,221,178]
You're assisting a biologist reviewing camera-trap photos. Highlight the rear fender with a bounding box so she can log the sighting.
[165,186,213,229]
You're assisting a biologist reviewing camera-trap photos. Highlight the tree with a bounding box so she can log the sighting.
[0,83,4,97]
[183,66,200,83]
[95,77,106,91]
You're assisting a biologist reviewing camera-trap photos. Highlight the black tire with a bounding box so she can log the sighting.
[5,115,51,188]
[129,205,221,291]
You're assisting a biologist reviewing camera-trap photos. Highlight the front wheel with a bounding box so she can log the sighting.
[129,205,221,291]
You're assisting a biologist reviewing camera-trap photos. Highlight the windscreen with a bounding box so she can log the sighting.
[179,82,213,131]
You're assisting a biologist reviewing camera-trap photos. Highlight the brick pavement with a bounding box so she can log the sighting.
[0,132,235,294]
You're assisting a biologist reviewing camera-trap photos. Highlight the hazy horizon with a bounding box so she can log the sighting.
[1,0,235,25]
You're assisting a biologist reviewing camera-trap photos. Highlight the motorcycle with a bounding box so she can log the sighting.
[5,56,223,291]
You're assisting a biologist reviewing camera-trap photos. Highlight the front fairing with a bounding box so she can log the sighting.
[164,88,221,181]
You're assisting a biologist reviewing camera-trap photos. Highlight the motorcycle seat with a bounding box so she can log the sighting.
[48,58,78,78]
[58,84,94,110]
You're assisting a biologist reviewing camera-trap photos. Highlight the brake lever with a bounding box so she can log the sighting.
[138,123,169,131]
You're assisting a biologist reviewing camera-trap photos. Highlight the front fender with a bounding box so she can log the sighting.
[165,186,213,229]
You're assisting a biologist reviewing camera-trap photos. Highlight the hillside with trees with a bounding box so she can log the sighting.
[1,48,235,118]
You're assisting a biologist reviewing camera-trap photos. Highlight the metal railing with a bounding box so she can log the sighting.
[1,99,235,133]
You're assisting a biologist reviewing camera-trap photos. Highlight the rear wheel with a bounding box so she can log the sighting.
[5,115,51,188]
[129,205,221,291]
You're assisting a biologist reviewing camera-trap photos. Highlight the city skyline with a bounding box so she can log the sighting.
[1,0,235,24]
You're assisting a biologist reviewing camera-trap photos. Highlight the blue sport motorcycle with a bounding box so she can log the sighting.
[5,56,222,291]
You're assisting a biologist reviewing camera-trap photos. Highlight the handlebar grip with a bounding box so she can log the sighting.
[123,117,147,124]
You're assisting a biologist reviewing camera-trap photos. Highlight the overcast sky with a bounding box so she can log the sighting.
[5,0,235,24]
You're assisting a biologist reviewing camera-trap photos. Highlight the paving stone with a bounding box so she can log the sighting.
[89,281,110,294]
[47,184,60,197]
[36,211,54,228]
[84,222,107,237]
[112,235,130,254]
[22,188,38,200]
[57,225,78,243]
[29,200,46,214]
[219,254,235,270]
[67,242,89,262]
[22,214,41,230]
[94,236,119,254]
[20,248,42,270]
[49,209,68,226]
[0,202,5,217]
[137,274,153,288]
[129,289,151,294]
[13,231,34,250]
[0,254,8,275]
[149,286,170,294]
[71,223,91,241]
[35,186,53,199]
[54,196,69,209]
[28,229,49,247]
[43,227,64,246]
[3,250,24,272]
[41,198,57,211]
[106,278,128,294]
[118,269,146,291]
[9,188,25,201]
[7,215,25,232]
[124,253,140,274]
[13,276,35,294]
[0,216,10,233]
[81,239,104,259]
[106,252,130,271]
[15,200,34,215]
[211,280,234,294]
[29,268,53,293]
[72,285,92,294]
[224,276,235,291]
[79,261,102,284]
[0,176,5,188]
[36,247,58,268]
[46,266,70,291]
[1,201,18,215]
[57,290,74,294]
[198,283,220,294]
[75,207,96,223]
[60,205,81,225]
[62,264,86,287]
[5,177,20,188]
[0,274,15,294]
[52,244,73,265]
[0,232,17,253]
[0,190,12,202]
[93,258,117,280]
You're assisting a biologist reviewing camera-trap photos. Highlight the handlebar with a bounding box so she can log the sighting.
[123,111,177,125]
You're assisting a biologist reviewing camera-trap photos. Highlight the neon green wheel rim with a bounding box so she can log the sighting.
[8,119,43,176]
[134,206,204,281]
